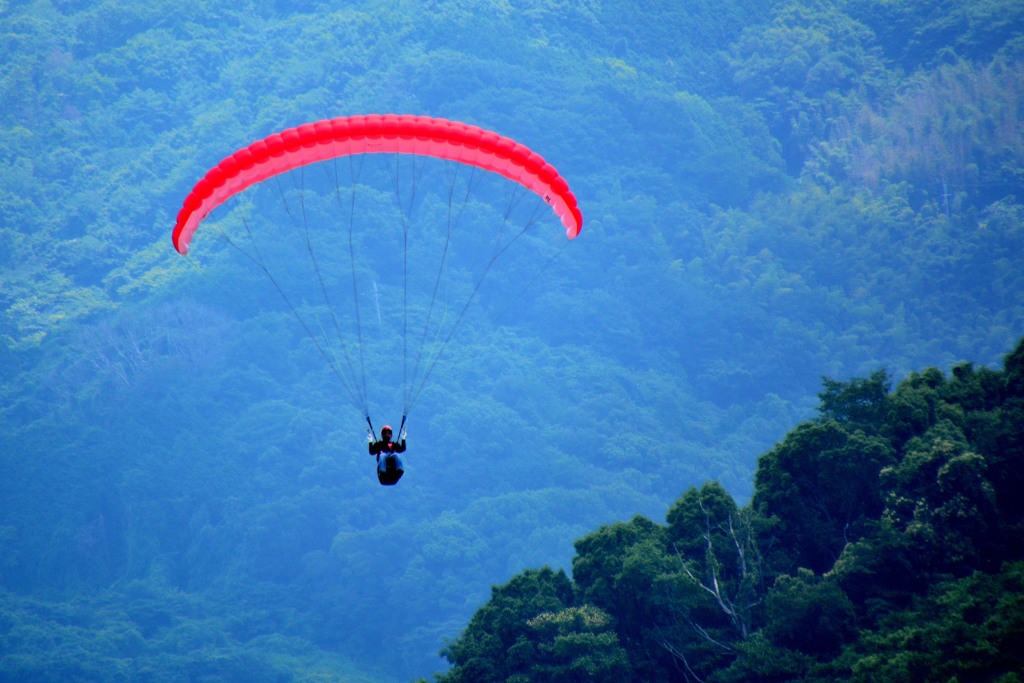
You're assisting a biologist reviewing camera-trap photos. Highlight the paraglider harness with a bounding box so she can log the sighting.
[368,415,406,486]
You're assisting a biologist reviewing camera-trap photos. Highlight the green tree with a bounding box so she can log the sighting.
[880,419,999,576]
[843,562,1024,682]
[525,605,630,683]
[977,339,1024,557]
[753,420,895,574]
[657,483,768,680]
[666,483,765,641]
[571,515,671,682]
[817,369,891,432]
[436,567,574,683]
[766,568,856,658]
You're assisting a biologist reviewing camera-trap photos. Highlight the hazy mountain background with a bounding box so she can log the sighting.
[1,0,1021,680]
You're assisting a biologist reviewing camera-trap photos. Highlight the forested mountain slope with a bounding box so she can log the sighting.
[427,339,1024,682]
[1,0,1022,680]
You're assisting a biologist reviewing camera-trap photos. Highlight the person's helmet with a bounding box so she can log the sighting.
[381,425,392,437]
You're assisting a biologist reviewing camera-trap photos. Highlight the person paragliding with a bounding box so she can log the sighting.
[368,424,407,486]
[171,115,582,488]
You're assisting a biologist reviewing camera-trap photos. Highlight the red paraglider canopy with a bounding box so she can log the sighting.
[172,114,582,254]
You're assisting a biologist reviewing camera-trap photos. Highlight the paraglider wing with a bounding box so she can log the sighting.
[172,114,582,255]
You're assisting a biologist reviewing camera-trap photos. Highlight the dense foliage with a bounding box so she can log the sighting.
[1,0,1022,680]
[427,339,1024,682]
